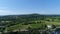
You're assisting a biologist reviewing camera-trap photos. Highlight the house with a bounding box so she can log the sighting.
[47,25,52,29]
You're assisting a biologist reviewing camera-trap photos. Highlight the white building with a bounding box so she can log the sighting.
[47,25,52,29]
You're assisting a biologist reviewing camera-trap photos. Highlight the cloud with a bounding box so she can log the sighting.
[0,10,18,15]
[0,9,60,15]
[0,9,52,15]
[0,9,34,15]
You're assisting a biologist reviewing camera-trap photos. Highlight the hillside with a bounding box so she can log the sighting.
[0,14,60,32]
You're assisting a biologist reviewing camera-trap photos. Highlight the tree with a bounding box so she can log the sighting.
[52,24,56,29]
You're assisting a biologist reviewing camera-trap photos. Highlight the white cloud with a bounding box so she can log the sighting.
[0,10,33,15]
[0,9,60,15]
[0,10,18,15]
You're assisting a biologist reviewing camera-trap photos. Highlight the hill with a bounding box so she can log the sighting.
[0,14,60,32]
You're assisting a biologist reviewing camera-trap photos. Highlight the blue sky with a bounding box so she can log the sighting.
[0,0,60,15]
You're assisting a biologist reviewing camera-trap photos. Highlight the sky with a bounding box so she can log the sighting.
[0,0,60,15]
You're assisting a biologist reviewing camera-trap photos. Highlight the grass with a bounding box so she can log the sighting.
[30,23,42,28]
[5,23,44,31]
[5,24,29,31]
[45,21,60,26]
[5,19,60,31]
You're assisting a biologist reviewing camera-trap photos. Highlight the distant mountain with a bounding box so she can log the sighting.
[0,14,60,21]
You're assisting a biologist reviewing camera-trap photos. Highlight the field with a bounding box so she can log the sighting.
[0,14,60,34]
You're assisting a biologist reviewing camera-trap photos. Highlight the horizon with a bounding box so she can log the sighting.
[1,13,60,16]
[0,0,60,15]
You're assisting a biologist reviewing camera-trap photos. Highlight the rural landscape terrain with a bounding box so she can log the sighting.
[0,0,60,34]
[0,14,59,34]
